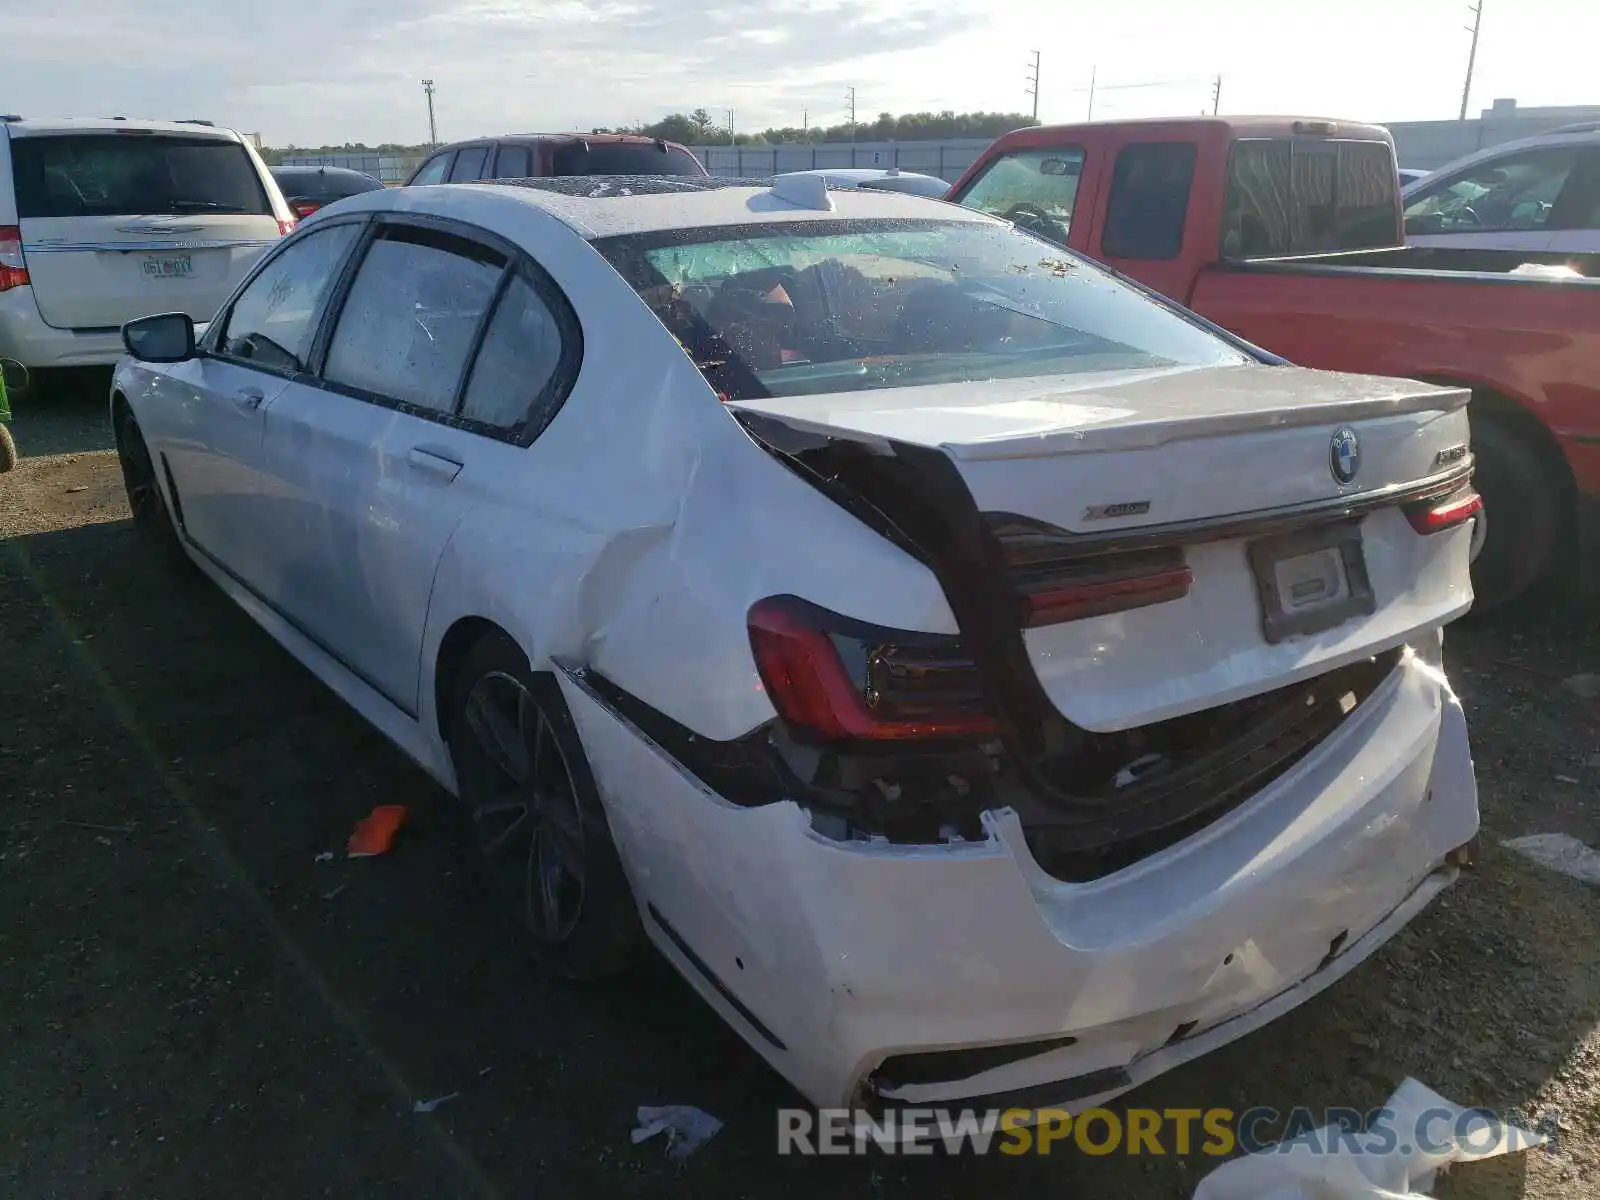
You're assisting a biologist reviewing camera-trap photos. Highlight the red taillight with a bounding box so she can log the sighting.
[1021,561,1194,626]
[277,217,298,236]
[0,225,29,292]
[289,199,320,220]
[990,516,1194,627]
[747,597,997,742]
[1405,488,1482,535]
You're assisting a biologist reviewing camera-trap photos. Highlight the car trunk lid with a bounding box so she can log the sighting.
[727,363,1475,733]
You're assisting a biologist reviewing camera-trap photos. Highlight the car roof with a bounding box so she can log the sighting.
[0,116,241,140]
[436,131,696,151]
[1416,125,1600,183]
[385,174,996,239]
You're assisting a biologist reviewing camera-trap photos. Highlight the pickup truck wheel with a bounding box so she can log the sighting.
[1468,415,1561,612]
[446,633,641,981]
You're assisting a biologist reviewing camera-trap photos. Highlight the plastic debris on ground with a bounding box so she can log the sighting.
[1192,1077,1543,1199]
[631,1105,723,1161]
[346,805,408,858]
[412,1092,460,1114]
[1562,673,1600,700]
[1503,833,1600,885]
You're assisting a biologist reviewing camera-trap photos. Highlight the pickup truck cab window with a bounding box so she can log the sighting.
[1101,142,1197,260]
[1223,138,1396,257]
[952,147,1086,246]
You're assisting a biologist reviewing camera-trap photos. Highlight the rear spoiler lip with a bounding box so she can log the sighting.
[984,457,1477,562]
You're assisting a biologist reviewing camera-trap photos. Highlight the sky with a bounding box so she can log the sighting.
[1,0,1596,147]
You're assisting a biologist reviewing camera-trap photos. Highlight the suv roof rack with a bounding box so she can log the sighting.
[176,118,215,126]
[1542,120,1600,136]
[0,114,20,123]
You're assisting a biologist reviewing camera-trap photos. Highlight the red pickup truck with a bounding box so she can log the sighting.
[949,117,1600,610]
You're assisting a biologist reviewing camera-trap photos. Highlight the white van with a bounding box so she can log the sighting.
[0,117,293,371]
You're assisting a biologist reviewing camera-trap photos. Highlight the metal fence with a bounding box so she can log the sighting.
[279,153,422,183]
[689,138,995,182]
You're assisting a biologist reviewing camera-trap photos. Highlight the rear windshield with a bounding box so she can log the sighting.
[273,169,383,201]
[1222,138,1398,257]
[549,142,704,177]
[11,134,271,219]
[596,218,1247,402]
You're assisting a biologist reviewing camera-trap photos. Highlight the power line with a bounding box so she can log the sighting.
[1459,0,1484,120]
[1025,50,1041,122]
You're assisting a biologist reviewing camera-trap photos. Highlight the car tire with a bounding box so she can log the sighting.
[0,423,15,473]
[446,632,641,980]
[113,404,191,573]
[1468,411,1562,613]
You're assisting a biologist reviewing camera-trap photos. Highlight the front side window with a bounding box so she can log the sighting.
[409,152,453,186]
[11,134,271,218]
[953,146,1086,247]
[323,226,503,412]
[1404,148,1578,235]
[597,218,1247,404]
[219,223,360,372]
[1101,142,1197,260]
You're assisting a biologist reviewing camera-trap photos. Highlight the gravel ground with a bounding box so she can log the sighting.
[2,379,1598,1199]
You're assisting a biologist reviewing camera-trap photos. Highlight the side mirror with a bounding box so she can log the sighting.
[122,312,196,363]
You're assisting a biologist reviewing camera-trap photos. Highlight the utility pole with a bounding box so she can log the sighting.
[846,86,857,141]
[1211,74,1223,115]
[1086,66,1097,121]
[1026,50,1041,122]
[421,79,437,148]
[727,108,735,146]
[1459,0,1483,120]
[803,110,808,133]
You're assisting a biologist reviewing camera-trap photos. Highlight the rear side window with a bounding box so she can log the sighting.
[219,224,360,372]
[1100,142,1197,260]
[449,147,490,183]
[1222,138,1397,257]
[460,274,568,431]
[494,145,533,179]
[549,141,704,176]
[11,134,271,219]
[323,226,504,413]
[410,152,453,186]
[953,146,1086,247]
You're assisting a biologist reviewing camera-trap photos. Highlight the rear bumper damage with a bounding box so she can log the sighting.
[556,647,1479,1110]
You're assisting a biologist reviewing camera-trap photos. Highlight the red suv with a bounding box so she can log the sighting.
[405,132,708,185]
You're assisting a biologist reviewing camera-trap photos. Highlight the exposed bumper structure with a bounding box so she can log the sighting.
[557,647,1478,1110]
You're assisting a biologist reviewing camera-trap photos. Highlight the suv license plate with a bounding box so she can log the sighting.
[1247,521,1376,643]
[142,254,193,279]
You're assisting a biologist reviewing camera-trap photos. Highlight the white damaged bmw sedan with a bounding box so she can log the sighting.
[111,173,1482,1114]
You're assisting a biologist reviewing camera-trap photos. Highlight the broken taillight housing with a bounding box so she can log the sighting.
[747,596,997,742]
[1403,486,1482,535]
[988,515,1194,626]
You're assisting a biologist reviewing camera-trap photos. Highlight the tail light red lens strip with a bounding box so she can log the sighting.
[747,597,996,742]
[1404,488,1482,535]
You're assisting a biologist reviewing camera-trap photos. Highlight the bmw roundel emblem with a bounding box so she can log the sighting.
[1330,426,1360,484]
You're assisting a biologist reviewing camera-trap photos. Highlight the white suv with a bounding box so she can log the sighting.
[0,117,293,371]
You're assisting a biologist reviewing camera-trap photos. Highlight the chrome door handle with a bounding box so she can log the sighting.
[407,444,464,482]
[233,386,265,411]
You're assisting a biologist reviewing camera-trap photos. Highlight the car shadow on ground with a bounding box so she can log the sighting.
[2,513,1595,1198]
